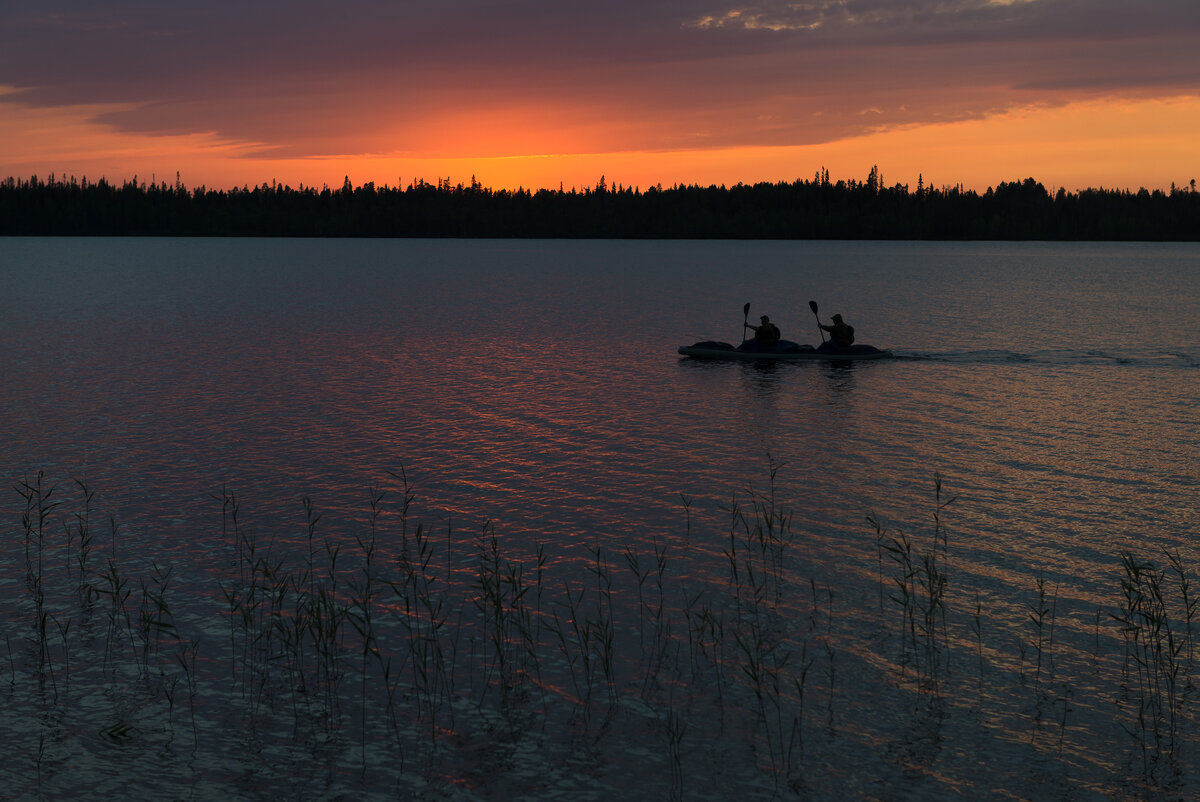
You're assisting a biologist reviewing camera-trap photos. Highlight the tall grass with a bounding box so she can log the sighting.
[3,469,1198,799]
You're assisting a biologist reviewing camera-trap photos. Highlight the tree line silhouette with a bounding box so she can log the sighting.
[2,169,1197,240]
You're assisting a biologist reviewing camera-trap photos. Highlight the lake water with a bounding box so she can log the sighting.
[1,237,1198,800]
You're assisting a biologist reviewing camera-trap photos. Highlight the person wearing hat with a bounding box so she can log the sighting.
[819,313,855,347]
[745,314,781,349]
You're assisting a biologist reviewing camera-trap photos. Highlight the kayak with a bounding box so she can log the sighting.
[678,339,893,362]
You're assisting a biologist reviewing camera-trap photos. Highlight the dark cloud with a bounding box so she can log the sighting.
[0,0,1196,157]
[684,0,1199,43]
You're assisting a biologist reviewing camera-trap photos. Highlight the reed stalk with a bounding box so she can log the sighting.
[1027,575,1050,692]
[6,469,1199,798]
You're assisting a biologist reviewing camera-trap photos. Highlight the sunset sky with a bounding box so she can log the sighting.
[1,1,1197,193]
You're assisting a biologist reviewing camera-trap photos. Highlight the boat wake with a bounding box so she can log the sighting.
[894,348,1200,368]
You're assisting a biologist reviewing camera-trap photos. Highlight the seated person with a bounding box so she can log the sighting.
[745,315,781,349]
[819,314,855,347]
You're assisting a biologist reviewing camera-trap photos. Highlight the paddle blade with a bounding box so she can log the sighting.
[808,300,819,315]
[743,302,750,316]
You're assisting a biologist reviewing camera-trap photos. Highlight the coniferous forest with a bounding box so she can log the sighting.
[2,169,1198,240]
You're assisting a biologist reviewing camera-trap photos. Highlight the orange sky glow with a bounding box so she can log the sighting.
[5,93,1198,195]
[1,3,1197,196]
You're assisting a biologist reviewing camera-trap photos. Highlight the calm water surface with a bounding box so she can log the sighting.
[1,237,1198,800]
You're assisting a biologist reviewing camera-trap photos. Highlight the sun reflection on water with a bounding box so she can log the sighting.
[1,238,1199,798]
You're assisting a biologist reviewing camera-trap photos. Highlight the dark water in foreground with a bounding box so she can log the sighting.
[1,237,1198,800]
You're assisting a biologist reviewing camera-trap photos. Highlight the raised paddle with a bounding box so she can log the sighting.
[809,300,825,342]
[742,302,750,343]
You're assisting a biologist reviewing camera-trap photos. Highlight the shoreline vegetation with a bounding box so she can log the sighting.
[5,470,1198,798]
[3,169,1198,240]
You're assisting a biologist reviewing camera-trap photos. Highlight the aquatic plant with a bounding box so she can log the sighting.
[2,470,1198,799]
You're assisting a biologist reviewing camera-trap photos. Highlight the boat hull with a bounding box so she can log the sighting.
[678,342,893,362]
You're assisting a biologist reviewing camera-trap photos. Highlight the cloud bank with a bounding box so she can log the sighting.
[0,0,1196,161]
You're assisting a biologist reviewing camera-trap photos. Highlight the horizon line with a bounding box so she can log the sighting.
[7,170,1194,197]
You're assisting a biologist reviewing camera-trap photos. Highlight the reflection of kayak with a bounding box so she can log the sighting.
[678,339,893,362]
